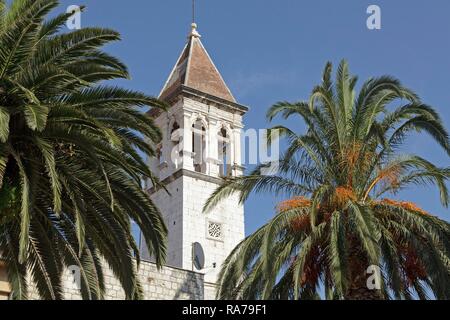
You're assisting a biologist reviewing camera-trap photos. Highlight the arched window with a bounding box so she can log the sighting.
[156,144,163,164]
[169,121,181,168]
[192,119,206,173]
[171,121,180,132]
[218,128,231,177]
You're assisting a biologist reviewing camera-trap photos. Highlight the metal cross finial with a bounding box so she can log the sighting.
[192,0,195,24]
[189,0,200,38]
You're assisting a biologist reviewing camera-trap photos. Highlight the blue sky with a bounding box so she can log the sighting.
[54,0,449,234]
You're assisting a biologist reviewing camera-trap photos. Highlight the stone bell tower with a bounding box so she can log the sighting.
[144,23,248,290]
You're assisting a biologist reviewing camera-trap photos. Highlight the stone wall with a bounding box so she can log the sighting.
[204,282,218,300]
[0,261,11,300]
[28,260,206,300]
[181,174,245,284]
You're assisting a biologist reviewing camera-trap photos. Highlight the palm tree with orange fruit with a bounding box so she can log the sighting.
[204,61,450,300]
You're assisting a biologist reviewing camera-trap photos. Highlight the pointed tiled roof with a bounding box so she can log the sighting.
[159,23,236,103]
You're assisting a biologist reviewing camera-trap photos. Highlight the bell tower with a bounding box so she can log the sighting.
[144,23,248,289]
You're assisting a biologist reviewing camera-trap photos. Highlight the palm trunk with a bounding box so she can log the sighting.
[344,236,383,300]
[345,284,383,300]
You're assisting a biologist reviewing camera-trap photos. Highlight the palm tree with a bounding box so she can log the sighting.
[204,60,450,300]
[0,0,167,299]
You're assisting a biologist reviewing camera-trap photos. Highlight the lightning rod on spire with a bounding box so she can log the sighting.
[192,0,195,24]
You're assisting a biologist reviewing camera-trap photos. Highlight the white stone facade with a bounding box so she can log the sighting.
[145,94,246,286]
